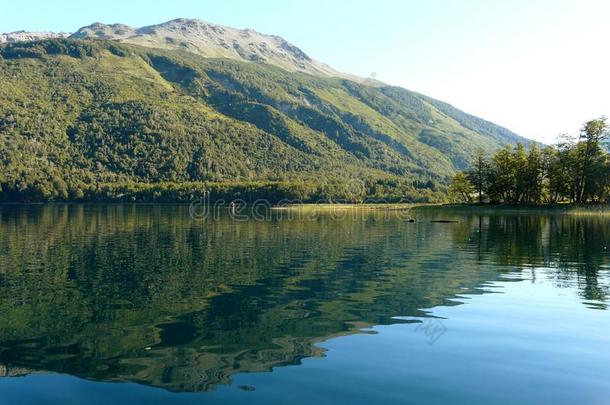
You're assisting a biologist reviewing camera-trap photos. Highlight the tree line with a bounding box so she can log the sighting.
[450,118,610,205]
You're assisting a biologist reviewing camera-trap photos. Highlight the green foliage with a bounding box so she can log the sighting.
[453,118,610,205]
[448,172,475,203]
[0,39,107,60]
[0,39,526,203]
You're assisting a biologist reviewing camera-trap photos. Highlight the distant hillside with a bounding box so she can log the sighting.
[0,33,528,202]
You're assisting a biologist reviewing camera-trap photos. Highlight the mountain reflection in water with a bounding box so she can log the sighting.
[0,205,608,393]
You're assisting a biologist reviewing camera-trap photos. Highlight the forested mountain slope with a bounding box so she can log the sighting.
[0,39,528,202]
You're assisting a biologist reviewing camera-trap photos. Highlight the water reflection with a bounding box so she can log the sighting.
[0,205,608,392]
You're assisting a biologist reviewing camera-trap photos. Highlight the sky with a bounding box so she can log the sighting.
[1,0,608,143]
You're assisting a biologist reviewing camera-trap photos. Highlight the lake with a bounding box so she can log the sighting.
[0,205,609,404]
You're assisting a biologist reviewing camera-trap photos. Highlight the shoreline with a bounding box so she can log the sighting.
[1,201,608,213]
[269,203,430,211]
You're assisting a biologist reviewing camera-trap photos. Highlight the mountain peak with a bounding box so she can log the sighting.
[72,22,136,39]
[70,18,340,77]
[2,18,355,79]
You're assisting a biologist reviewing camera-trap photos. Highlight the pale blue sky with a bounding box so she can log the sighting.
[2,0,609,143]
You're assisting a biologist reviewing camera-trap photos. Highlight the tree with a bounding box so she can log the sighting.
[467,148,490,204]
[543,145,568,204]
[513,143,529,203]
[523,144,544,204]
[575,118,609,203]
[449,173,475,203]
[487,145,516,203]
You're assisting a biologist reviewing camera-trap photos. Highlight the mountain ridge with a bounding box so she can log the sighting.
[0,20,530,202]
[70,18,352,79]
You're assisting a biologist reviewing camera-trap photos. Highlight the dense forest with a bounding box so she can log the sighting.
[450,118,610,204]
[0,39,528,203]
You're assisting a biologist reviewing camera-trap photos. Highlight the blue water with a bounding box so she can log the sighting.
[0,205,608,404]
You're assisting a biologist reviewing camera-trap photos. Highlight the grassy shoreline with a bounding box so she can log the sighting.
[270,203,429,211]
[416,203,610,215]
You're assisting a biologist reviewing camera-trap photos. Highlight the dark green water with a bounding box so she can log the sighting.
[0,205,609,404]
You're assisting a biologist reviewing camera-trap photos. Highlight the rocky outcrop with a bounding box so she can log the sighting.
[0,31,70,44]
[0,364,32,378]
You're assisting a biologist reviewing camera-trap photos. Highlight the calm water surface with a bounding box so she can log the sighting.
[0,205,609,404]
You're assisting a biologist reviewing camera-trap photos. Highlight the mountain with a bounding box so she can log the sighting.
[0,30,70,43]
[0,20,530,202]
[71,19,350,79]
